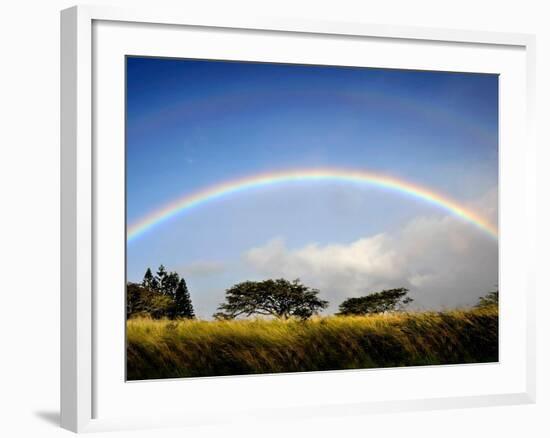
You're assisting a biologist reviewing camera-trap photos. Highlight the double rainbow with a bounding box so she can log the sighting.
[127,168,498,243]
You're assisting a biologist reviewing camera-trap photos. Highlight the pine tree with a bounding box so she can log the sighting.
[142,267,158,291]
[175,277,195,319]
[163,271,180,299]
[155,264,168,294]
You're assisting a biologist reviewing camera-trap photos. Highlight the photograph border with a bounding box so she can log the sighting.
[61,4,536,433]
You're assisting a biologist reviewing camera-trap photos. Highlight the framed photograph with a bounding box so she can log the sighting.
[61,5,536,433]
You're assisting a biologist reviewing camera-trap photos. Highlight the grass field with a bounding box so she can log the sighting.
[126,306,498,380]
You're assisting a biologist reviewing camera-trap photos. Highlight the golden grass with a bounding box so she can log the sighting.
[126,306,498,380]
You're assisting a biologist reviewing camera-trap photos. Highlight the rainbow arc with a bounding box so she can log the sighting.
[127,168,498,243]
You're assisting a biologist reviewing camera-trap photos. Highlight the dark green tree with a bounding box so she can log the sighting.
[130,267,197,319]
[126,282,176,319]
[155,264,168,293]
[214,278,328,320]
[127,282,146,317]
[146,293,176,319]
[476,287,498,308]
[337,288,413,315]
[142,267,158,290]
[175,277,195,319]
[163,271,180,299]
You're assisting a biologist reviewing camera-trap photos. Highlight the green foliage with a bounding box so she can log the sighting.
[128,265,195,319]
[126,282,146,317]
[155,264,168,294]
[175,277,195,319]
[337,288,413,315]
[214,278,328,320]
[477,288,498,308]
[146,292,176,319]
[142,267,158,290]
[163,272,180,299]
[126,307,499,380]
[126,282,175,319]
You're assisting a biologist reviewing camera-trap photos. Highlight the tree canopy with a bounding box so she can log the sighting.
[126,265,195,319]
[337,288,413,315]
[214,278,328,320]
[476,288,498,308]
[175,277,195,319]
[126,282,175,319]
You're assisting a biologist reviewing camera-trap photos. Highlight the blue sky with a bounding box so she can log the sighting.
[126,57,498,317]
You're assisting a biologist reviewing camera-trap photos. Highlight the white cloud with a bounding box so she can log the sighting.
[243,193,498,312]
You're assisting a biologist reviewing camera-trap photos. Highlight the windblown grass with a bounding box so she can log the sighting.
[126,306,498,380]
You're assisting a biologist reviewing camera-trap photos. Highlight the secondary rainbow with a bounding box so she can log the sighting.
[127,168,498,242]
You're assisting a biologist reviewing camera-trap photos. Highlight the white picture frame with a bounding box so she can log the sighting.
[60,4,537,433]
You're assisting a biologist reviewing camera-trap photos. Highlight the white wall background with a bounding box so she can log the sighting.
[0,0,547,436]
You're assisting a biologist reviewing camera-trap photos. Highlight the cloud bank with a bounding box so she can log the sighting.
[243,207,497,312]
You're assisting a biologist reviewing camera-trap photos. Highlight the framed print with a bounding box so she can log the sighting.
[61,5,536,433]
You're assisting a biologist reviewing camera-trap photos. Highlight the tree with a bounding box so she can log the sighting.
[337,288,413,316]
[477,287,498,308]
[214,278,328,320]
[149,264,180,298]
[162,271,180,299]
[126,282,175,319]
[127,282,146,317]
[142,267,158,290]
[130,266,196,319]
[146,293,176,319]
[175,277,195,319]
[155,264,168,293]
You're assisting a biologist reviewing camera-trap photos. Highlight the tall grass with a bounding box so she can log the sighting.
[126,306,498,380]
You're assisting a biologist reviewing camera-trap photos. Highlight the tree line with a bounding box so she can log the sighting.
[127,265,195,319]
[127,265,498,320]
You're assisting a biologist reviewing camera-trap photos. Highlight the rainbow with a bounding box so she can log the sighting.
[127,168,498,243]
